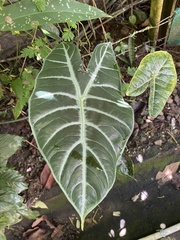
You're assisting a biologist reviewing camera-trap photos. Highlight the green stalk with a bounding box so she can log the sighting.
[149,0,164,47]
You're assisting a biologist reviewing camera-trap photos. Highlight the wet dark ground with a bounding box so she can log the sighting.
[4,145,180,240]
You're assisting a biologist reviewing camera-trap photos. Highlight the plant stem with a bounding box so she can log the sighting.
[139,222,180,240]
[149,0,164,47]
[0,116,28,124]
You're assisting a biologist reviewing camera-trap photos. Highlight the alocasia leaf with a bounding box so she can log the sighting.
[29,42,134,229]
[126,51,177,118]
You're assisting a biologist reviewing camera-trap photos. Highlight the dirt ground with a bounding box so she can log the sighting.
[0,0,180,239]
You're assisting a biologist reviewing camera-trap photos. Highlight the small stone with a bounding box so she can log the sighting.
[171,117,176,130]
[157,115,165,121]
[150,132,155,137]
[147,115,154,120]
[160,223,166,229]
[166,115,171,121]
[136,154,143,163]
[154,139,163,146]
[26,167,32,173]
[174,95,179,104]
[158,111,164,116]
[173,129,179,134]
[141,137,147,143]
[141,122,149,129]
[167,97,173,104]
[113,211,121,217]
[146,119,152,123]
[108,229,115,238]
[119,219,126,229]
[140,190,148,201]
[141,110,148,116]
[76,219,80,229]
[119,228,127,237]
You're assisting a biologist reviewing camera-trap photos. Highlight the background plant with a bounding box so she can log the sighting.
[0,0,110,119]
[0,134,38,240]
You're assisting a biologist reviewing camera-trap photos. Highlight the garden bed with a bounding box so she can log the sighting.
[0,0,180,239]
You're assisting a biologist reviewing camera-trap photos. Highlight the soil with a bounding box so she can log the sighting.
[0,0,180,239]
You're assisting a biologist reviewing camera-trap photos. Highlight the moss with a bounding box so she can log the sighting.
[116,146,180,183]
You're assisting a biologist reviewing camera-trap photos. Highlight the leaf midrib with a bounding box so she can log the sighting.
[63,43,87,215]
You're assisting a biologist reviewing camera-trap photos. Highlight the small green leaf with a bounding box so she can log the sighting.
[12,99,26,119]
[11,78,23,99]
[133,9,147,23]
[67,22,77,29]
[0,74,11,85]
[11,77,28,119]
[127,66,137,77]
[114,42,128,55]
[32,200,48,209]
[129,14,137,25]
[11,67,38,119]
[0,134,24,167]
[126,51,177,118]
[117,154,134,178]
[21,47,35,58]
[21,38,51,60]
[121,83,130,96]
[62,28,74,41]
[41,24,60,40]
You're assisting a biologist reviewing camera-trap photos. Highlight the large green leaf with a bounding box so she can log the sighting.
[29,42,134,228]
[126,51,177,118]
[0,0,110,31]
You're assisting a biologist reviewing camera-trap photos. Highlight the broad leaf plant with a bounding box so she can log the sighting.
[29,42,134,229]
[29,43,177,229]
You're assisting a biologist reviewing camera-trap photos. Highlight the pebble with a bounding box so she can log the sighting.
[160,223,166,229]
[136,154,143,163]
[157,115,165,121]
[119,228,127,237]
[141,137,147,143]
[119,219,126,229]
[174,95,179,104]
[154,139,162,146]
[171,117,176,130]
[140,122,149,129]
[173,129,179,134]
[167,97,173,104]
